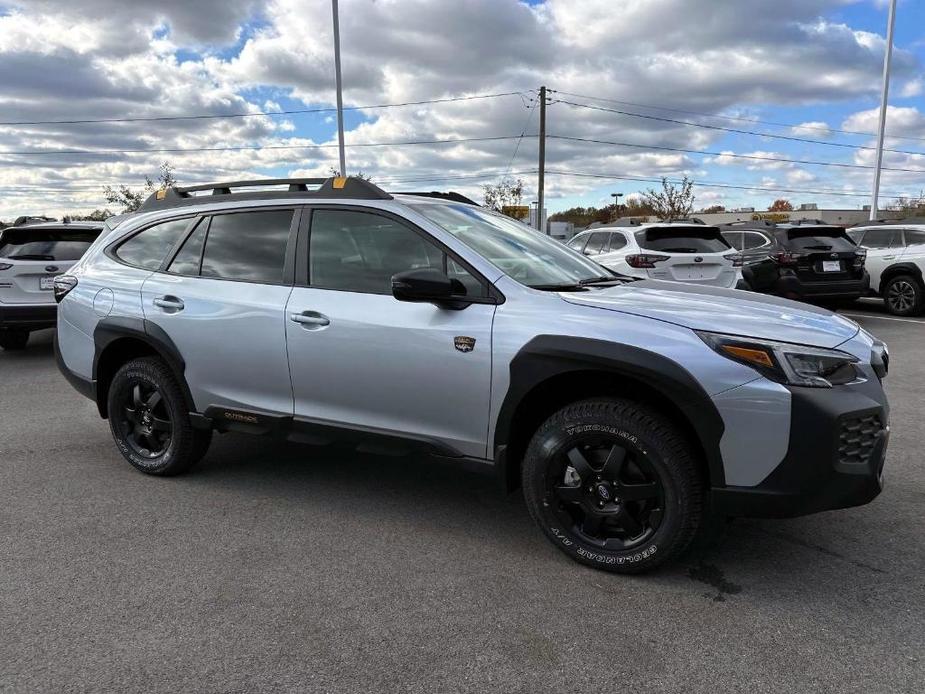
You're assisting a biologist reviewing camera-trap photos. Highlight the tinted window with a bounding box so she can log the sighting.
[584,232,608,254]
[785,227,861,252]
[200,210,293,283]
[567,235,587,250]
[167,218,207,276]
[0,228,99,261]
[310,209,482,296]
[742,232,770,249]
[636,226,730,253]
[721,231,744,250]
[857,228,901,249]
[609,232,627,251]
[846,229,865,244]
[904,229,925,246]
[116,218,191,269]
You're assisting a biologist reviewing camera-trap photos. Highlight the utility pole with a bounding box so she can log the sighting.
[870,0,897,220]
[332,0,347,177]
[537,85,547,233]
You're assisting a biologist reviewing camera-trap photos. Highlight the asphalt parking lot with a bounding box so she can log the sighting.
[1,302,923,693]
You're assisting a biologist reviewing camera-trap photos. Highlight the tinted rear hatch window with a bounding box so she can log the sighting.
[783,227,857,253]
[636,226,730,253]
[0,228,100,261]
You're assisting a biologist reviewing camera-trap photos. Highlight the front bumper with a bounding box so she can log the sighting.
[0,302,57,330]
[770,271,870,301]
[711,374,888,518]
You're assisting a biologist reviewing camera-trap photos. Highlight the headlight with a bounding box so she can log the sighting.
[697,331,861,388]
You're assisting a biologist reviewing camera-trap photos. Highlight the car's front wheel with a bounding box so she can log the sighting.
[0,329,30,351]
[107,356,212,476]
[883,274,924,316]
[522,398,703,573]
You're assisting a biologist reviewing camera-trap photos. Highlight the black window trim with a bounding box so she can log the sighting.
[298,204,504,305]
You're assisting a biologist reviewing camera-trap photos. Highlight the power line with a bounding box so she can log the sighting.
[0,91,528,127]
[0,134,537,157]
[549,134,925,173]
[551,89,925,144]
[544,169,905,199]
[503,97,539,175]
[554,98,925,157]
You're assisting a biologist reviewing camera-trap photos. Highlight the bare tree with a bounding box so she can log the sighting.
[103,162,178,213]
[889,191,925,218]
[640,177,695,221]
[483,176,525,213]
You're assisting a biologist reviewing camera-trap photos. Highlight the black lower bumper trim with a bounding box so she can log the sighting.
[769,272,870,301]
[54,333,96,402]
[711,377,888,518]
[0,303,57,329]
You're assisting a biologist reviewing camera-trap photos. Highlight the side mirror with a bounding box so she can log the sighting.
[391,268,464,304]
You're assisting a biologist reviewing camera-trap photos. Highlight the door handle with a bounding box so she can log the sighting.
[290,311,331,329]
[153,296,184,311]
[883,255,896,260]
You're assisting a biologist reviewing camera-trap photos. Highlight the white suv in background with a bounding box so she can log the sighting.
[567,223,742,289]
[0,221,103,350]
[847,221,925,316]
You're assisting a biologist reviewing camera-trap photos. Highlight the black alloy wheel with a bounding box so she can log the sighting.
[118,382,173,458]
[550,440,665,551]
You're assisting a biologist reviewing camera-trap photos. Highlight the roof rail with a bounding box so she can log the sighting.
[781,218,828,226]
[392,191,480,206]
[716,219,778,229]
[849,216,925,227]
[138,176,392,212]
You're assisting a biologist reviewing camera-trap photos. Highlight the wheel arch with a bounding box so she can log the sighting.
[878,262,924,295]
[93,317,194,419]
[493,336,726,493]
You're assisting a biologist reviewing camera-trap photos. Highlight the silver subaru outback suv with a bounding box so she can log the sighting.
[55,177,890,573]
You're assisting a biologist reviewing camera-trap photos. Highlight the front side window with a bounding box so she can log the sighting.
[167,218,208,276]
[584,232,609,255]
[0,228,99,261]
[309,209,483,296]
[200,209,293,283]
[567,234,587,251]
[115,218,191,270]
[409,203,613,288]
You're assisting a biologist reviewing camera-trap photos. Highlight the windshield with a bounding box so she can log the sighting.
[636,226,730,253]
[0,228,100,261]
[409,203,614,288]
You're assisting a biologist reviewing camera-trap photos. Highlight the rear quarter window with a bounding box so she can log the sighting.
[636,226,730,253]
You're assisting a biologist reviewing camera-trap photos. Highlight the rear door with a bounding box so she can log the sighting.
[0,227,100,304]
[855,227,905,291]
[636,225,737,287]
[139,208,298,415]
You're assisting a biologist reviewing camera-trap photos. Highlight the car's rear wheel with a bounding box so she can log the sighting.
[0,329,30,351]
[883,275,924,316]
[107,356,211,476]
[522,398,703,573]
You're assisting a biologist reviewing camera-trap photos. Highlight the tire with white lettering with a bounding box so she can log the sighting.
[522,398,703,574]
[107,357,212,476]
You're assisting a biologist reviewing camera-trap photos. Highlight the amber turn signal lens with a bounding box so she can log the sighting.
[721,345,774,368]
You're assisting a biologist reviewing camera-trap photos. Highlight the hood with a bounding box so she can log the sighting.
[561,280,859,349]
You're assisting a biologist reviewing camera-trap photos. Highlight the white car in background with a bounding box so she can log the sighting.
[567,222,743,288]
[847,221,925,316]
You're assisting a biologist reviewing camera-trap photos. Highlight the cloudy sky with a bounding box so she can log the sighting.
[0,0,923,220]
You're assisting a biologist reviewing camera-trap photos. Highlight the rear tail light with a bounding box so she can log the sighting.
[853,251,867,269]
[724,253,744,268]
[53,275,78,303]
[0,263,12,271]
[626,253,670,269]
[771,251,806,266]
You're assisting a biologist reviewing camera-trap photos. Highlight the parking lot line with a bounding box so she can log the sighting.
[840,312,925,325]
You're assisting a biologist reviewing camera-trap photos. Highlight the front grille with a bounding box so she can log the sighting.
[838,414,883,466]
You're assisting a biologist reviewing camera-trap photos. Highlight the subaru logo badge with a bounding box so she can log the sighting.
[45,265,59,272]
[830,253,838,259]
[694,256,703,263]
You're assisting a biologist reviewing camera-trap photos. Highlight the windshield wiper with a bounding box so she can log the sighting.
[803,245,833,251]
[528,283,588,292]
[579,275,623,286]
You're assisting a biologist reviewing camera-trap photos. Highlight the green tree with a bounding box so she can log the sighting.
[483,176,525,213]
[640,177,695,221]
[103,161,178,213]
[768,198,793,212]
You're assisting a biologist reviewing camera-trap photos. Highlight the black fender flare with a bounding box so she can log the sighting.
[92,316,195,418]
[878,262,924,294]
[493,335,726,487]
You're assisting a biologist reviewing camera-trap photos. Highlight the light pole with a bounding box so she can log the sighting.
[611,192,624,221]
[870,0,897,220]
[332,0,347,177]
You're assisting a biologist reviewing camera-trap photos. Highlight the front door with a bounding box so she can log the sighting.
[285,207,495,458]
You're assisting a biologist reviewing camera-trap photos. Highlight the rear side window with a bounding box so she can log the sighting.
[167,219,208,276]
[608,232,627,251]
[904,229,925,246]
[200,210,293,284]
[785,227,859,252]
[857,227,902,250]
[742,232,771,249]
[115,218,191,270]
[721,231,743,250]
[0,228,100,261]
[636,226,730,253]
